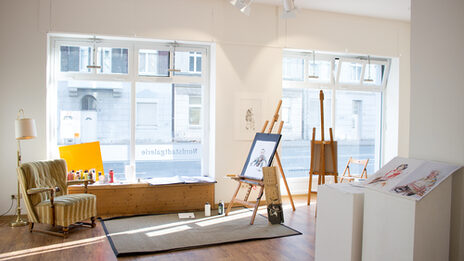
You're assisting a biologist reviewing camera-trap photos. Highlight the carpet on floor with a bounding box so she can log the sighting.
[100,208,301,257]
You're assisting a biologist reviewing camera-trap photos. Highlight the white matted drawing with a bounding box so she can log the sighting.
[234,93,265,140]
[362,157,461,200]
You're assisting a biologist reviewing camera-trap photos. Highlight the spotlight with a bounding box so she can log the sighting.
[230,0,254,16]
[282,0,297,19]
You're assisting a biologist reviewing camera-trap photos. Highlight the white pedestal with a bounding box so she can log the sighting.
[362,177,452,261]
[315,184,365,261]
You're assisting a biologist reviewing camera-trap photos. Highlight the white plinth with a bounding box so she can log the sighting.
[315,184,365,261]
[362,177,452,261]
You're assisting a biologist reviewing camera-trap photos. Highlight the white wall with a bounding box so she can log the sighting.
[410,0,464,260]
[0,0,410,214]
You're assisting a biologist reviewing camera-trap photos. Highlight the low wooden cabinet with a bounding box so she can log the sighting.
[68,182,215,216]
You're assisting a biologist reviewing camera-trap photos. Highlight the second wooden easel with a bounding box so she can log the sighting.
[308,90,338,205]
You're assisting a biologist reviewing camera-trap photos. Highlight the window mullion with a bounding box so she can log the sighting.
[130,43,137,179]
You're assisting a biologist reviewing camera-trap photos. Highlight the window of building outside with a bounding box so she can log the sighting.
[281,51,389,178]
[50,36,210,181]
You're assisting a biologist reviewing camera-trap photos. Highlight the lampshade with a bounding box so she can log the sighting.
[15,118,37,140]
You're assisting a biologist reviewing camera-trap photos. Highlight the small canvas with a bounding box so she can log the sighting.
[311,142,338,173]
[240,133,282,180]
[59,141,104,175]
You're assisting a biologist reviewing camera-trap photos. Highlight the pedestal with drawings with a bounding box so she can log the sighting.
[361,157,460,261]
[314,157,460,261]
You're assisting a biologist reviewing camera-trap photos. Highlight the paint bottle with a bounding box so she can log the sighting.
[205,202,211,217]
[109,169,114,183]
[75,171,80,180]
[98,171,102,183]
[218,200,225,215]
[90,169,96,181]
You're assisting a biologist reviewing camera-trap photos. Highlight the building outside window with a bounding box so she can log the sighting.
[281,51,389,178]
[49,36,210,181]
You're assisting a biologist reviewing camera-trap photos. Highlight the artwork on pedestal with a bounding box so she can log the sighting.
[363,157,461,200]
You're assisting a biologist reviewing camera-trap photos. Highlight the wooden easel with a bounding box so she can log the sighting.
[226,100,296,225]
[308,90,338,205]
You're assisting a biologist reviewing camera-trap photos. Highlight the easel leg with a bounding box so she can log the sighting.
[226,182,241,216]
[275,152,295,211]
[308,174,313,205]
[250,186,264,225]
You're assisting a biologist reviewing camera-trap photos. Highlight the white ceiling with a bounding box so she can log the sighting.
[253,0,411,21]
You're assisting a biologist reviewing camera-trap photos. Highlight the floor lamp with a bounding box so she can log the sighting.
[11,109,37,227]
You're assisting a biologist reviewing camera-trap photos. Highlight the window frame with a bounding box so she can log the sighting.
[282,50,390,173]
[48,35,211,179]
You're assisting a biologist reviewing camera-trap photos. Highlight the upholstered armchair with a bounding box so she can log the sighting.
[17,159,97,237]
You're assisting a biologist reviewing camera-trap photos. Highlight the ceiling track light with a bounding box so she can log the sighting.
[308,51,319,79]
[230,0,253,16]
[364,55,374,82]
[282,0,297,19]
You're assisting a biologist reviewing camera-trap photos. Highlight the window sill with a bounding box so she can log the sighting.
[68,182,215,216]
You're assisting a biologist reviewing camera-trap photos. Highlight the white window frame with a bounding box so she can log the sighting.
[47,34,211,178]
[282,50,390,174]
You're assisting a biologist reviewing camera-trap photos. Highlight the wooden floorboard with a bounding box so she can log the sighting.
[0,195,316,261]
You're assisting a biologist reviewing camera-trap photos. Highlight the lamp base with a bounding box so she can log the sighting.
[10,208,28,227]
[10,219,28,227]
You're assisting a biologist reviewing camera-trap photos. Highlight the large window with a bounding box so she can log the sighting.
[281,51,389,178]
[49,36,210,181]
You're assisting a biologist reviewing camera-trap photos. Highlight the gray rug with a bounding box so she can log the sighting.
[100,208,301,257]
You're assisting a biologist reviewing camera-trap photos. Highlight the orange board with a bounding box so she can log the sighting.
[59,141,104,176]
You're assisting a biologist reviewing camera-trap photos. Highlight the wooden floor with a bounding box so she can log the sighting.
[0,195,317,261]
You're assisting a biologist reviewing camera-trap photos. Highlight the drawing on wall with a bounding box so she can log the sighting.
[245,107,255,131]
[240,133,281,180]
[362,157,460,200]
[234,93,265,140]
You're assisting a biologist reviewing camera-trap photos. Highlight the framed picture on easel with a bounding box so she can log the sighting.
[240,133,282,180]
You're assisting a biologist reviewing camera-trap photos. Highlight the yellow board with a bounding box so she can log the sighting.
[59,141,104,178]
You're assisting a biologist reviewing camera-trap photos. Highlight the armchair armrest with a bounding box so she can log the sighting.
[28,187,60,227]
[67,179,95,193]
[27,187,60,195]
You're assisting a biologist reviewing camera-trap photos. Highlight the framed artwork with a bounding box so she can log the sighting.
[234,93,265,140]
[240,133,282,180]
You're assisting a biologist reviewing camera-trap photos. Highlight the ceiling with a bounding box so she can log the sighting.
[253,0,411,21]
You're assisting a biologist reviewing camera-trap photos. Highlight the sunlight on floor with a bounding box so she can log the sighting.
[109,208,252,237]
[0,236,106,261]
[145,225,191,237]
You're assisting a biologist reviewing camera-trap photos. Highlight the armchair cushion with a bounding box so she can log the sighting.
[35,194,96,227]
